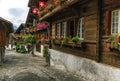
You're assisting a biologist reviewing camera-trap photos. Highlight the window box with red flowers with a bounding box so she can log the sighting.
[106,33,120,51]
[52,36,86,49]
[41,37,49,44]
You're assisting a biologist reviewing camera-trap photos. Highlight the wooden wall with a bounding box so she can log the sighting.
[101,0,120,67]
[50,0,99,61]
[0,27,6,47]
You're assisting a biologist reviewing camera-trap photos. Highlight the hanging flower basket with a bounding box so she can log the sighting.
[36,23,47,30]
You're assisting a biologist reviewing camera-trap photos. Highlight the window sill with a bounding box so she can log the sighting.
[53,41,86,49]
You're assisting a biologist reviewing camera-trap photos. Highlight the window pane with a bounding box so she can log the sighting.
[77,18,84,39]
[111,10,120,35]
[62,22,67,37]
[57,23,61,38]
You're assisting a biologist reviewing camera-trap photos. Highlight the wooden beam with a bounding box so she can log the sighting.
[39,0,80,21]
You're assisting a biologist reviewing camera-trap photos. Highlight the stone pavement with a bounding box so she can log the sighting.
[0,50,86,81]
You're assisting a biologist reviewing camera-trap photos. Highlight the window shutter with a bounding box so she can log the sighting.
[105,11,111,35]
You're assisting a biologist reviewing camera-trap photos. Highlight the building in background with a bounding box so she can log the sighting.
[0,17,13,65]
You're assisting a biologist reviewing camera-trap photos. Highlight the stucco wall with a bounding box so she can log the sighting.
[50,49,120,81]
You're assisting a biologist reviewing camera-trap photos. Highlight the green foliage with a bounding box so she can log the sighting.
[52,37,60,43]
[61,37,69,46]
[40,11,45,17]
[20,45,27,53]
[15,43,27,53]
[23,35,36,45]
[43,46,50,66]
[16,43,20,52]
[111,34,120,51]
[59,0,66,5]
[72,36,81,43]
[47,4,54,11]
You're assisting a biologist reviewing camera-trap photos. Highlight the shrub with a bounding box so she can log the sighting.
[43,45,50,66]
[23,35,36,45]
[16,43,20,52]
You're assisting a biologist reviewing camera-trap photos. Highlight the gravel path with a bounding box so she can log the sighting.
[0,50,85,81]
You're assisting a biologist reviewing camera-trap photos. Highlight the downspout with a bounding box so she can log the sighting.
[97,0,103,62]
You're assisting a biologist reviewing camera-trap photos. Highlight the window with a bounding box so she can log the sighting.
[77,18,84,39]
[33,19,36,26]
[111,9,120,35]
[56,23,61,38]
[62,22,67,37]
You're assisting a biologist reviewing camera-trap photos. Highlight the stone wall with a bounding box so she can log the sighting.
[50,49,120,81]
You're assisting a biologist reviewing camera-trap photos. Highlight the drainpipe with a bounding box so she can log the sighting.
[97,0,103,62]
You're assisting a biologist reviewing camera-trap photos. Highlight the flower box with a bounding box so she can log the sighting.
[53,41,86,49]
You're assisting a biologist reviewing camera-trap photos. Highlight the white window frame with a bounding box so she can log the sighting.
[62,22,67,38]
[111,9,120,35]
[77,17,84,40]
[33,19,36,26]
[57,23,61,38]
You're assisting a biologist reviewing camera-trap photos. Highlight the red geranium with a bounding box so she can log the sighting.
[60,36,64,42]
[116,36,120,43]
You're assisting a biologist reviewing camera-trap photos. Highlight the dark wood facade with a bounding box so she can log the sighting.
[26,0,49,53]
[102,0,120,67]
[38,0,99,60]
[26,0,120,68]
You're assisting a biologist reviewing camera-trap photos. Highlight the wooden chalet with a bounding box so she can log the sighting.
[25,0,120,66]
[14,23,26,43]
[39,0,100,62]
[26,0,49,53]
[25,0,120,80]
[0,17,13,65]
[102,0,120,67]
[34,0,120,68]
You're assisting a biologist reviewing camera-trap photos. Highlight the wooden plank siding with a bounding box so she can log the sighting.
[50,0,98,60]
[101,0,120,67]
[51,24,56,38]
[0,27,6,47]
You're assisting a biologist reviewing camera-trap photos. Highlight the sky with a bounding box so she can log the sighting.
[0,0,29,30]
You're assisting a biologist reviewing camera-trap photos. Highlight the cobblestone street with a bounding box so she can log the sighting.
[0,50,85,81]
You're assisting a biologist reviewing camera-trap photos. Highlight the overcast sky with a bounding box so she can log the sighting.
[0,0,29,28]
